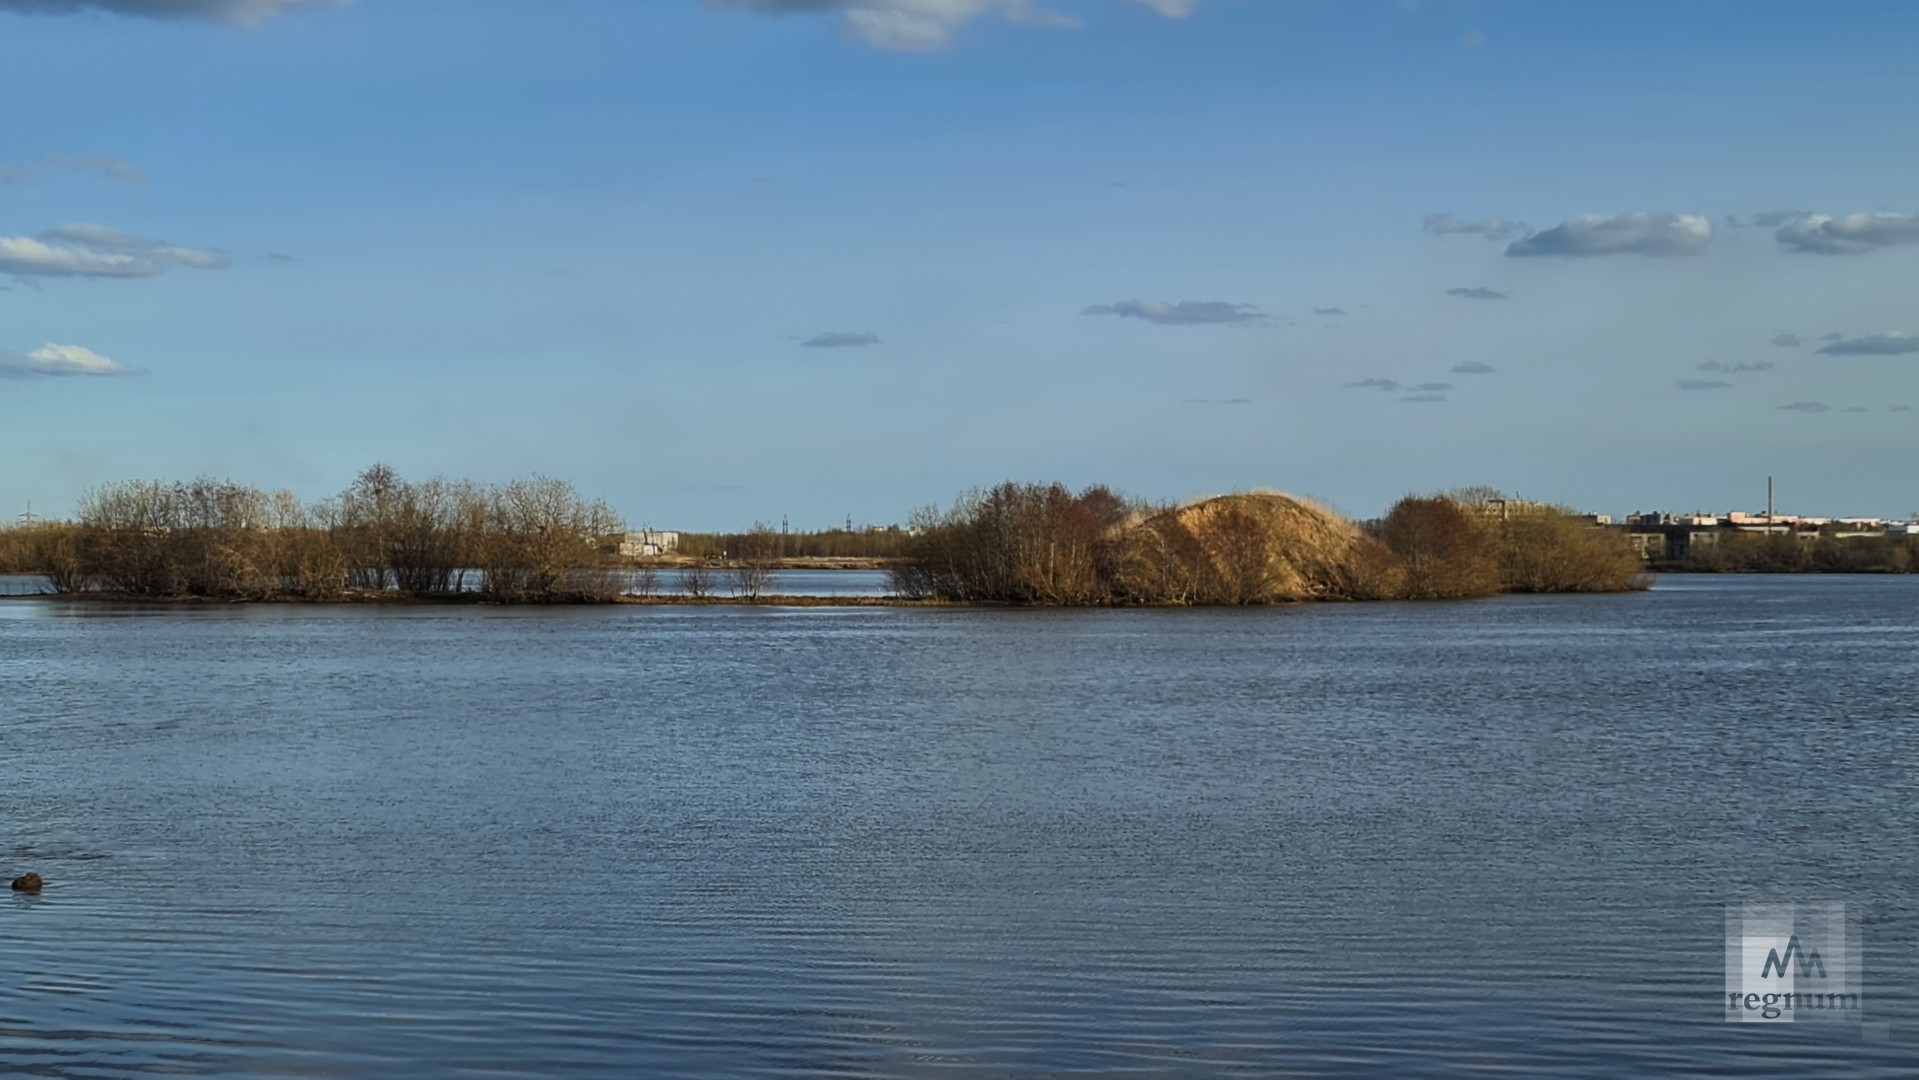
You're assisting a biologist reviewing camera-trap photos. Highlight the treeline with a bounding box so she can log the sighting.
[891,482,1646,605]
[2,465,625,601]
[676,527,907,561]
[1679,532,1919,574]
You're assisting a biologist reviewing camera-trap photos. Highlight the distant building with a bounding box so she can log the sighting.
[619,529,680,558]
[1626,531,1667,560]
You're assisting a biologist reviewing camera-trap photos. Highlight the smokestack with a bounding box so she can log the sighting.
[1768,476,1774,528]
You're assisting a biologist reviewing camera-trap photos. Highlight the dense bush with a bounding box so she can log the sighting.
[1683,531,1919,574]
[1377,496,1502,599]
[890,482,1121,604]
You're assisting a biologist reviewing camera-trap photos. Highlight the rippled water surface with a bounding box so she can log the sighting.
[0,569,895,599]
[3,576,1917,1076]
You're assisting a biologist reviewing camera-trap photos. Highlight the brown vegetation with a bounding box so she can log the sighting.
[1679,531,1919,574]
[894,483,1645,605]
[1377,496,1501,599]
[2,472,1649,606]
[1107,492,1403,604]
[2,465,623,602]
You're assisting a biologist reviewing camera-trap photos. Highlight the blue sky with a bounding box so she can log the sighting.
[3,0,1917,529]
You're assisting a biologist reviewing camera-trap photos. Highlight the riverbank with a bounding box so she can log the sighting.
[0,590,938,608]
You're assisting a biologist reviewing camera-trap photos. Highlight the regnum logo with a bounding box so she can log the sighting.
[1725,902,1862,1023]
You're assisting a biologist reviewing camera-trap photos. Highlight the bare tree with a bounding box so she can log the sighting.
[729,522,780,600]
[475,476,624,600]
[630,561,659,599]
[680,561,713,599]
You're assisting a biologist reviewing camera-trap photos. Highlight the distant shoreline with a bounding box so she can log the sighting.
[8,569,1910,610]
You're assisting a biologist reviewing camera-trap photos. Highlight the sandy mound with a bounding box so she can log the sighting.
[1107,492,1399,604]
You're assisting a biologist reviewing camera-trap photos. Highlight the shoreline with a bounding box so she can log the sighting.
[0,590,935,608]
[0,588,1645,609]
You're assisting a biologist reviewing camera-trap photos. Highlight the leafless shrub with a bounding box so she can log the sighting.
[729,523,780,600]
[680,561,714,599]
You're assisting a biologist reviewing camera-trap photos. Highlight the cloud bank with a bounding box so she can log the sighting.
[1423,214,1525,241]
[0,0,345,22]
[1774,212,1919,255]
[1082,299,1265,325]
[709,0,1195,52]
[0,224,228,278]
[50,153,145,182]
[1507,212,1712,257]
[0,343,131,378]
[801,330,881,348]
[1446,286,1508,301]
[1816,333,1919,357]
[0,153,145,185]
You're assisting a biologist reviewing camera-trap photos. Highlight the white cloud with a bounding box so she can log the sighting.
[1774,212,1919,255]
[0,0,346,24]
[0,224,228,279]
[1450,361,1495,374]
[1507,212,1712,257]
[708,0,1197,51]
[0,343,132,378]
[1083,298,1266,325]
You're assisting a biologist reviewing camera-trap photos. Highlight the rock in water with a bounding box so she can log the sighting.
[10,873,43,893]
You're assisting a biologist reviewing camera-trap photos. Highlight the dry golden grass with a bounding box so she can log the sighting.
[1107,492,1402,604]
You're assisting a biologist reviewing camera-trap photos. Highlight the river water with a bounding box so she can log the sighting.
[2,576,1915,1076]
[0,569,896,599]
